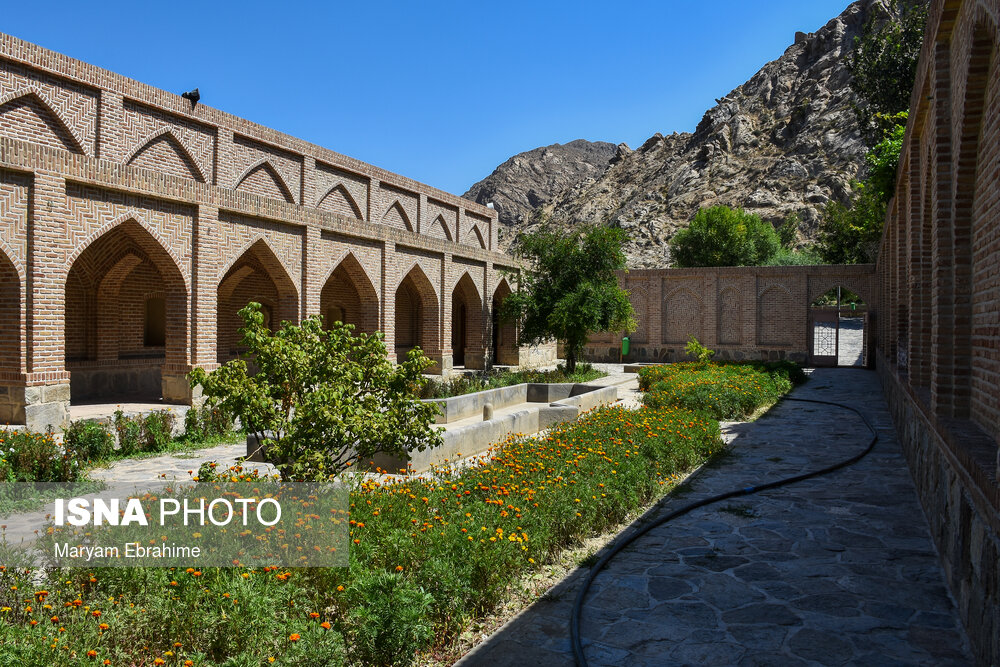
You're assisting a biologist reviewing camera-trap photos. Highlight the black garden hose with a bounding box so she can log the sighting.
[570,396,880,667]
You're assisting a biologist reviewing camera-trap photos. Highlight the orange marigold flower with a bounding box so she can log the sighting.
[320,621,331,630]
[99,623,109,631]
[395,565,403,572]
[87,650,97,658]
[309,612,320,619]
[289,633,301,642]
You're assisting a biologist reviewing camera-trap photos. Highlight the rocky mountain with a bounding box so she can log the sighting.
[463,139,617,246]
[463,0,896,268]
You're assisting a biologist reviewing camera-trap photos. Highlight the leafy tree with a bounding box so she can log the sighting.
[189,303,441,480]
[501,225,636,373]
[849,1,927,144]
[865,116,907,203]
[816,183,886,264]
[816,115,907,264]
[670,205,782,267]
[777,212,800,248]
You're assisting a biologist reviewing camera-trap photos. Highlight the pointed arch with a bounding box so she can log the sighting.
[491,278,518,366]
[382,200,414,232]
[0,87,87,154]
[451,271,485,368]
[321,252,379,335]
[471,225,487,249]
[662,286,703,345]
[717,286,743,345]
[0,245,22,377]
[433,214,453,241]
[395,263,439,358]
[316,183,364,219]
[234,159,295,203]
[217,238,299,363]
[64,216,189,401]
[758,285,794,346]
[66,210,190,293]
[124,127,206,182]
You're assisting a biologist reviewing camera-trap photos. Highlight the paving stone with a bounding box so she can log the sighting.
[456,370,973,667]
[788,627,854,663]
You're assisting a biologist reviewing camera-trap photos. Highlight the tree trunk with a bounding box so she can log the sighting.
[566,348,577,374]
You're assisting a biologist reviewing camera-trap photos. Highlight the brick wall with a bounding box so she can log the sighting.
[875,0,1000,662]
[0,31,527,426]
[583,264,877,364]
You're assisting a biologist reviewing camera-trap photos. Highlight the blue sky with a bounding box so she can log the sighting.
[4,0,851,196]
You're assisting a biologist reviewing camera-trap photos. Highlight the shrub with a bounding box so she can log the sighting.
[183,402,235,443]
[342,571,435,667]
[685,337,715,365]
[63,420,115,461]
[420,363,606,399]
[0,429,78,482]
[190,303,442,481]
[113,410,176,455]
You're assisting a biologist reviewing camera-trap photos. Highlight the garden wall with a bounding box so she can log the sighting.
[583,264,877,365]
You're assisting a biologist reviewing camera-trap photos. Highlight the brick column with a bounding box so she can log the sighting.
[910,139,932,388]
[436,253,453,375]
[302,224,322,319]
[382,241,396,362]
[23,171,70,429]
[929,45,959,418]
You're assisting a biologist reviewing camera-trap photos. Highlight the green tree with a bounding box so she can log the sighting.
[189,303,441,480]
[865,117,907,203]
[816,183,886,264]
[849,1,927,144]
[669,205,781,267]
[501,225,636,373]
[777,212,800,248]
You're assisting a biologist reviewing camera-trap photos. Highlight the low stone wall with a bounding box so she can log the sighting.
[878,356,999,665]
[251,382,619,472]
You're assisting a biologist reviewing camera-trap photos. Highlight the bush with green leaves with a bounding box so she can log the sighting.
[341,570,435,667]
[63,419,115,461]
[0,429,78,482]
[670,205,782,267]
[183,402,235,443]
[189,303,442,481]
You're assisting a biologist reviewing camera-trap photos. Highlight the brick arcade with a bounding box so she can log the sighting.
[0,32,553,430]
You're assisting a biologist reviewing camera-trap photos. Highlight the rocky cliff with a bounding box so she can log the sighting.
[463,139,617,246]
[463,0,896,267]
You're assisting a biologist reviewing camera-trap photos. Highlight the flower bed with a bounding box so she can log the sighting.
[639,360,806,420]
[0,361,801,666]
[420,363,606,399]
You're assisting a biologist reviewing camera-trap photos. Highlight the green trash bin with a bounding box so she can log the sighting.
[621,336,630,357]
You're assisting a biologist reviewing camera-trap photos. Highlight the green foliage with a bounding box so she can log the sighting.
[865,116,907,203]
[420,363,605,399]
[684,337,716,365]
[777,212,800,248]
[765,246,825,266]
[63,420,115,461]
[342,571,435,667]
[816,182,886,264]
[501,224,636,373]
[189,303,442,481]
[112,409,176,456]
[639,360,806,420]
[670,206,782,267]
[0,428,78,482]
[848,1,927,144]
[183,402,235,443]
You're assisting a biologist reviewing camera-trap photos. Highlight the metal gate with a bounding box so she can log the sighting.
[809,308,868,367]
[810,309,839,367]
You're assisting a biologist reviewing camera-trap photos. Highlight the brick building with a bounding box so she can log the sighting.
[0,33,553,429]
[874,0,1000,661]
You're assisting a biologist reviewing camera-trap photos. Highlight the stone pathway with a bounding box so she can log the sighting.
[457,369,972,666]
